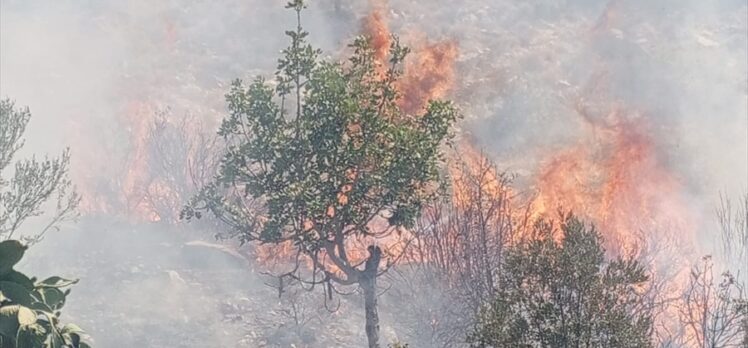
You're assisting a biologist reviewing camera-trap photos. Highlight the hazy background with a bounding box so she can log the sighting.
[1,0,746,346]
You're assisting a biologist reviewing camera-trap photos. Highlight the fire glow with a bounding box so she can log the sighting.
[75,0,701,340]
[74,0,699,277]
[532,107,696,259]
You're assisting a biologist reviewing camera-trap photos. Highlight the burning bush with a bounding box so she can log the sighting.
[412,148,529,310]
[78,106,221,224]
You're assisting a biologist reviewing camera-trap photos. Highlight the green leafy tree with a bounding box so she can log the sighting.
[182,1,458,347]
[0,240,90,347]
[469,214,653,348]
[0,99,79,244]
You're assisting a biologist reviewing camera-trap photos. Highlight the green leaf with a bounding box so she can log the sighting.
[0,241,26,276]
[0,281,33,307]
[0,271,34,290]
[60,323,83,335]
[34,287,66,310]
[26,301,54,315]
[0,305,34,341]
[0,305,21,339]
[49,327,65,348]
[15,324,44,348]
[36,276,78,288]
[61,331,80,346]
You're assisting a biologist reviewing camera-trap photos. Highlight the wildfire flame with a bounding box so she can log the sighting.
[256,2,460,274]
[77,100,164,221]
[532,107,696,259]
[363,0,458,114]
[264,2,695,285]
[78,99,219,223]
[58,2,724,345]
[121,101,164,222]
[363,1,391,65]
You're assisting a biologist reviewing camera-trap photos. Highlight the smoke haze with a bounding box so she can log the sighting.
[1,0,746,346]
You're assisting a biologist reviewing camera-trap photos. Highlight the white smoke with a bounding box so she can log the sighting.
[1,0,746,346]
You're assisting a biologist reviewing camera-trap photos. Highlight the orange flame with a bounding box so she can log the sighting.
[120,101,162,221]
[77,100,164,222]
[398,40,458,114]
[78,99,218,223]
[257,1,461,273]
[532,108,695,259]
[362,0,458,114]
[362,1,391,65]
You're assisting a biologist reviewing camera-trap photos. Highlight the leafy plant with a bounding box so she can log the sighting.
[0,240,90,348]
[469,213,653,348]
[0,99,80,244]
[182,1,458,347]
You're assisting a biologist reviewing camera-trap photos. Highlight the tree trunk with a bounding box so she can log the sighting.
[361,275,380,348]
[361,245,382,348]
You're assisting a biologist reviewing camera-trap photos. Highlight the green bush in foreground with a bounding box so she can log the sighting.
[0,240,90,348]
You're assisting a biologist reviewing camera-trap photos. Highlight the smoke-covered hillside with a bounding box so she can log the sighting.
[1,0,746,347]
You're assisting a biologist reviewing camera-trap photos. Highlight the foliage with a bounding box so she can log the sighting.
[183,1,458,346]
[0,101,88,346]
[0,99,80,244]
[0,240,90,348]
[183,6,457,248]
[469,213,653,348]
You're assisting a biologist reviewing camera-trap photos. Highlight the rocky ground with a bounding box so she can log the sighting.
[21,217,462,347]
